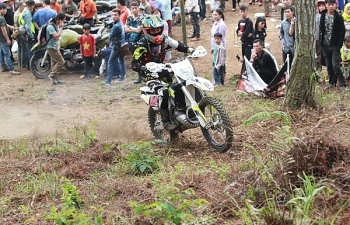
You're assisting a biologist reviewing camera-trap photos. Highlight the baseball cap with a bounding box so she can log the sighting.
[139,5,145,10]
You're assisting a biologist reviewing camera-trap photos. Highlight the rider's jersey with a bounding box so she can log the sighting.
[132,35,181,66]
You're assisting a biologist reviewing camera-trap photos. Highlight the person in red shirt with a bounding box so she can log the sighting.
[79,0,97,27]
[117,0,130,25]
[50,0,61,13]
[78,23,97,79]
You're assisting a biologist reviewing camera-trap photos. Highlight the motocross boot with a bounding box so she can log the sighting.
[133,73,142,84]
[159,109,177,131]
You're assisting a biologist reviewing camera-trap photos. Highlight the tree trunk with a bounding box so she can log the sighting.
[284,0,318,109]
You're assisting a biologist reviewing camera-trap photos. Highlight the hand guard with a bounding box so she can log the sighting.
[187,47,195,54]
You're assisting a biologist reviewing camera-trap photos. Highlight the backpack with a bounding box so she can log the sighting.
[37,20,55,46]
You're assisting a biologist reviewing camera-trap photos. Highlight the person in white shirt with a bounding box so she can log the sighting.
[187,0,200,41]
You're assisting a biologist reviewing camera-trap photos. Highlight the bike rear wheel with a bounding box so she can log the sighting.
[199,97,233,153]
[148,107,178,145]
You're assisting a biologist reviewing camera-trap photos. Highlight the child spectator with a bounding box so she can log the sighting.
[78,23,97,79]
[254,16,267,45]
[340,36,350,84]
[236,4,254,61]
[341,36,350,62]
[212,32,226,86]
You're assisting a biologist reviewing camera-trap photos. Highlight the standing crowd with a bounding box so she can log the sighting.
[0,0,349,90]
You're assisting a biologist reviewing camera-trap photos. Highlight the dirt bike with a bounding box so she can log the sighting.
[29,29,108,79]
[140,46,233,153]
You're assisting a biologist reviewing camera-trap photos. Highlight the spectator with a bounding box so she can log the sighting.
[232,0,241,11]
[32,0,56,29]
[103,8,126,85]
[0,3,20,74]
[61,0,78,20]
[46,13,66,84]
[343,3,350,37]
[14,1,26,68]
[172,0,188,26]
[50,0,61,13]
[219,0,225,11]
[148,0,156,10]
[211,9,226,52]
[249,0,262,6]
[159,0,172,36]
[140,0,152,15]
[340,36,350,84]
[340,36,350,62]
[125,1,143,56]
[97,39,112,78]
[153,0,166,17]
[139,5,146,16]
[263,0,271,17]
[200,0,205,20]
[212,32,226,86]
[118,0,131,25]
[319,0,346,89]
[210,0,219,11]
[14,1,25,28]
[254,16,267,45]
[3,0,15,63]
[316,0,325,73]
[250,39,277,84]
[280,0,295,21]
[187,0,200,41]
[79,23,97,79]
[236,4,254,61]
[18,0,35,70]
[79,0,96,27]
[280,5,295,67]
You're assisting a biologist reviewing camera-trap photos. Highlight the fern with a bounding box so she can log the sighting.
[244,111,291,127]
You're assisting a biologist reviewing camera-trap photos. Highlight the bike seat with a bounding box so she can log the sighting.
[66,42,79,49]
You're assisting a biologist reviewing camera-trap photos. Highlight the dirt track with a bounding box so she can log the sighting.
[0,4,284,142]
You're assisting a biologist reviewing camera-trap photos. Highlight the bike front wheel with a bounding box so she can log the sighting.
[199,97,233,153]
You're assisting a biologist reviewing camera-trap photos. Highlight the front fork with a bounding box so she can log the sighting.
[174,76,208,127]
[40,50,48,67]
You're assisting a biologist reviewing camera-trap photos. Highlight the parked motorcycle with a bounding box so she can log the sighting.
[30,29,108,79]
[140,46,233,152]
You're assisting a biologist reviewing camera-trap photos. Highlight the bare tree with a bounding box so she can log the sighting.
[284,0,318,109]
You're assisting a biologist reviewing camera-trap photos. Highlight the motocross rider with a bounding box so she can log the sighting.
[131,15,194,131]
